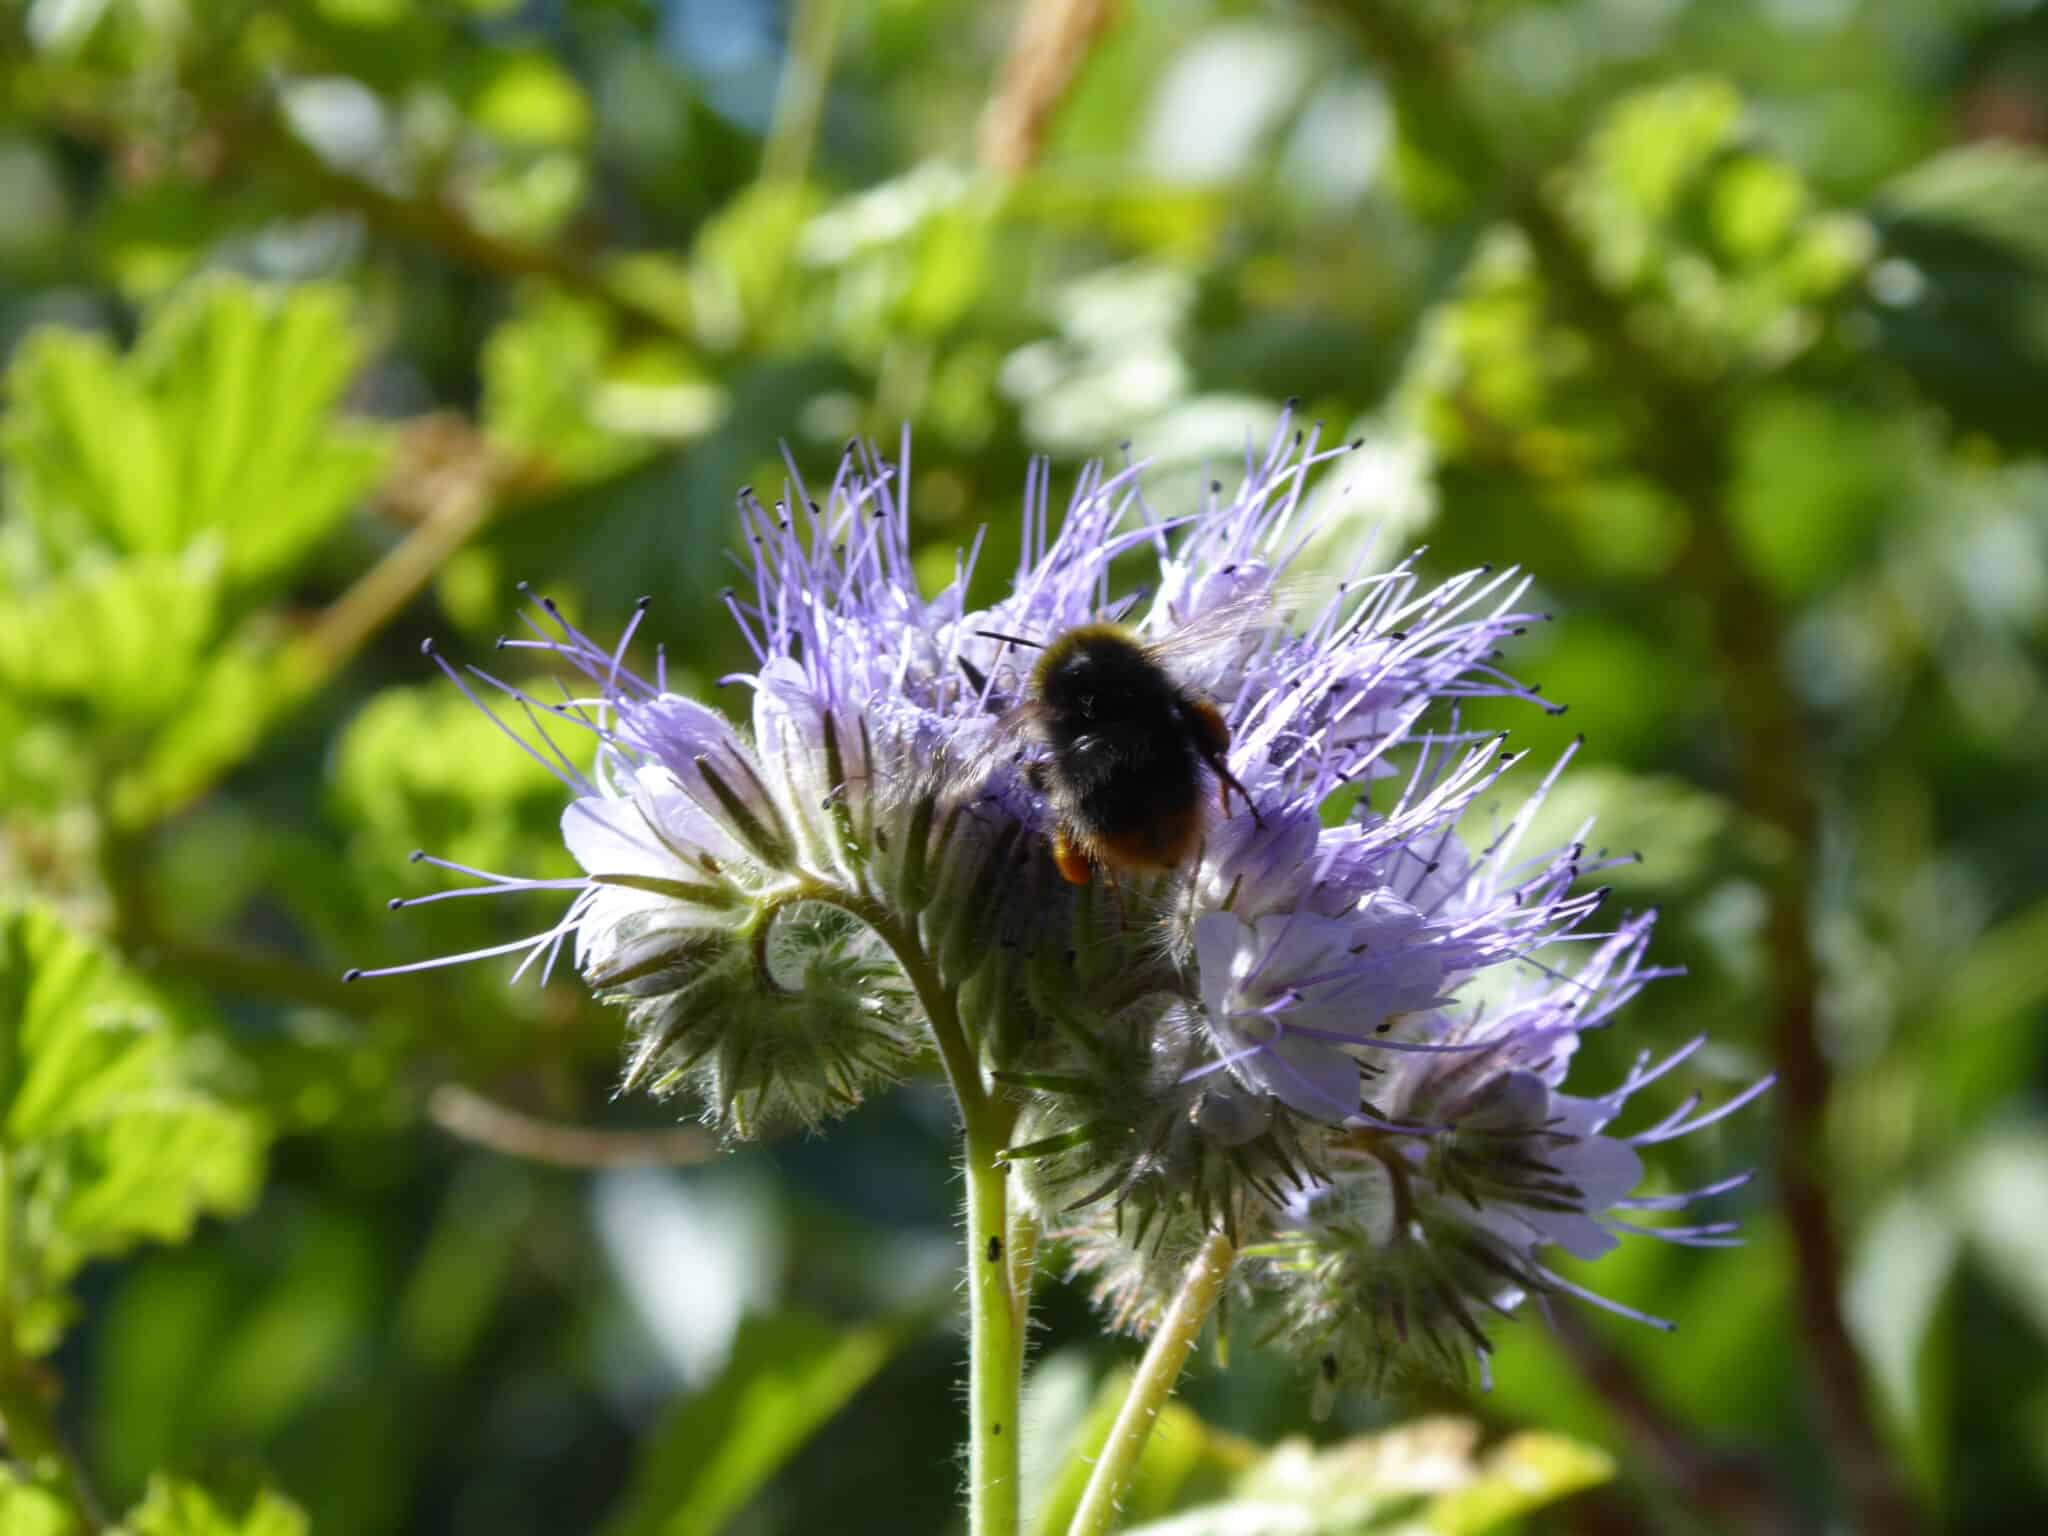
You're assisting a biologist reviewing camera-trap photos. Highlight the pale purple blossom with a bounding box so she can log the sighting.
[353,414,1766,1384]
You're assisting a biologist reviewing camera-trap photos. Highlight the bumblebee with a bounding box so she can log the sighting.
[969,620,1263,885]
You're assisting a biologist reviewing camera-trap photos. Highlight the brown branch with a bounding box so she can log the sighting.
[0,1374,105,1533]
[427,1084,714,1169]
[19,47,690,345]
[1319,6,1917,1531]
[1523,174,1916,1536]
[286,413,503,684]
[980,0,1121,178]
[1672,480,1918,1536]
[1512,187,1918,1536]
[1547,1304,1802,1535]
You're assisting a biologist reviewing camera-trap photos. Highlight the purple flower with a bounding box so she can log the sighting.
[1245,910,1774,1397]
[354,414,1765,1384]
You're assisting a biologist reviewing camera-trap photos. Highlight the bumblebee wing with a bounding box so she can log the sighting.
[938,695,1048,796]
[1140,584,1295,674]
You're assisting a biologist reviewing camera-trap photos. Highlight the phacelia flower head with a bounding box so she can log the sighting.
[355,414,1768,1390]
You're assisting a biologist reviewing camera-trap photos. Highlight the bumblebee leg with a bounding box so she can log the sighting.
[1183,695,1264,828]
[1051,824,1093,885]
[1207,751,1263,828]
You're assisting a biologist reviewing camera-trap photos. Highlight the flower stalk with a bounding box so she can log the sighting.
[1068,1228,1238,1536]
[966,1127,1025,1536]
[878,908,1031,1536]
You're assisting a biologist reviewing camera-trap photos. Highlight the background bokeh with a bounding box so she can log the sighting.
[2,1,2046,1532]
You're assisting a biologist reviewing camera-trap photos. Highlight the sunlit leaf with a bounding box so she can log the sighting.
[1119,1416,1613,1534]
[0,907,269,1355]
[118,1477,308,1536]
[598,1309,912,1536]
[465,50,592,147]
[1420,1431,1614,1533]
[1029,1364,1251,1535]
[0,551,220,723]
[1956,1125,2048,1346]
[3,277,386,588]
[0,1468,78,1536]
[481,287,713,487]
[330,682,578,889]
[1846,1189,1960,1491]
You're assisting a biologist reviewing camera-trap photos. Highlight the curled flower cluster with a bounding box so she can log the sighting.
[357,417,1767,1390]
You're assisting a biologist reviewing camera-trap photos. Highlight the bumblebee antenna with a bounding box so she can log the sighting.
[976,629,1044,650]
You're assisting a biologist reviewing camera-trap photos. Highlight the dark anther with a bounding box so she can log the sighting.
[342,968,364,982]
[409,849,426,863]
[387,897,403,910]
[1285,395,1301,410]
[419,637,436,655]
[636,595,652,610]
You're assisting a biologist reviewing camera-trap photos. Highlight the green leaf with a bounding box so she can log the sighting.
[1509,765,1747,895]
[1029,1365,1248,1535]
[464,50,593,147]
[3,277,386,589]
[0,551,220,723]
[108,637,285,828]
[0,907,269,1355]
[1876,144,2048,272]
[1728,393,1908,601]
[1846,1189,1960,1493]
[1956,1125,2048,1347]
[480,287,715,487]
[0,1467,79,1536]
[330,682,578,887]
[1419,1429,1615,1533]
[598,1309,909,1536]
[1918,897,2048,1131]
[118,1477,308,1536]
[1121,1418,1613,1536]
[1869,145,2048,450]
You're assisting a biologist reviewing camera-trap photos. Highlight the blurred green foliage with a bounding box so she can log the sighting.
[0,0,2045,1532]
